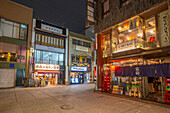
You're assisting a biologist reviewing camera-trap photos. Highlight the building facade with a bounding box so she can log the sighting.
[0,0,33,88]
[95,0,170,103]
[68,32,94,84]
[31,19,68,85]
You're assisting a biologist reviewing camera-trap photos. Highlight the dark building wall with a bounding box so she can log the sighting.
[11,0,87,33]
[95,0,168,33]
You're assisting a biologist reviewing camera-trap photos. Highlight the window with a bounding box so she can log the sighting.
[48,36,51,44]
[34,50,64,65]
[20,24,27,40]
[51,37,53,45]
[0,18,27,40]
[76,57,79,62]
[42,35,45,43]
[102,0,109,18]
[59,54,64,65]
[45,36,48,44]
[72,39,91,48]
[13,23,20,39]
[120,0,133,8]
[72,39,77,44]
[35,34,41,44]
[72,55,75,62]
[82,58,85,63]
[117,17,143,45]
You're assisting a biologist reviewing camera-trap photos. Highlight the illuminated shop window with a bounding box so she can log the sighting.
[145,17,158,48]
[117,17,144,48]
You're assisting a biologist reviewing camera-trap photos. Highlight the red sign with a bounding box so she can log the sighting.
[150,36,155,42]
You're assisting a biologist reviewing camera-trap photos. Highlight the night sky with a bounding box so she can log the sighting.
[11,0,87,33]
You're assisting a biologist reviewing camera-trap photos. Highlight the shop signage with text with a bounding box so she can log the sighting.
[35,64,60,70]
[116,39,135,52]
[159,10,170,47]
[76,45,89,52]
[71,67,87,72]
[41,24,63,35]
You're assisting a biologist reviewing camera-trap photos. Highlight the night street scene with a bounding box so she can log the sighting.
[0,0,170,113]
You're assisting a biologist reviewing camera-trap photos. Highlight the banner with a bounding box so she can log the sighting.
[115,63,170,77]
[159,10,170,47]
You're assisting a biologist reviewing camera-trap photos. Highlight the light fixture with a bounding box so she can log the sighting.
[137,33,143,37]
[150,30,154,33]
[118,27,121,31]
[128,30,132,32]
[127,37,130,40]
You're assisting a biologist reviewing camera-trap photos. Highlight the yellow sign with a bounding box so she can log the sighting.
[7,53,10,62]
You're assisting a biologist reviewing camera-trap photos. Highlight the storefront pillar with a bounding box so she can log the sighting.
[97,34,103,90]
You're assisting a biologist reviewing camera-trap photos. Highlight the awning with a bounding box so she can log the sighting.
[36,70,60,74]
[115,63,170,77]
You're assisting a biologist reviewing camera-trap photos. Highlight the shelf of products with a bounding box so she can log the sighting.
[129,81,141,98]
[102,74,111,92]
[164,77,170,103]
[112,85,123,95]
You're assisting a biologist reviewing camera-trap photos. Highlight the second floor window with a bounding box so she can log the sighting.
[0,18,27,40]
[102,0,109,18]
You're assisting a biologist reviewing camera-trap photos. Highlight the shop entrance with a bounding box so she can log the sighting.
[16,69,25,86]
[145,77,163,102]
[70,72,84,84]
[84,73,90,83]
[34,73,58,86]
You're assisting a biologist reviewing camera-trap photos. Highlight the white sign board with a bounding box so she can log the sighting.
[159,10,170,47]
[76,45,89,52]
[35,64,60,70]
[71,67,87,72]
[116,39,135,52]
[41,24,63,35]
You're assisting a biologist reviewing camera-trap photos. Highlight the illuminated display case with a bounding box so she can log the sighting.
[113,17,144,52]
[145,17,159,49]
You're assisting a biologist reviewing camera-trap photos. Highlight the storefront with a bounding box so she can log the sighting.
[32,19,68,85]
[96,4,170,104]
[70,66,88,84]
[0,16,29,88]
[34,64,60,86]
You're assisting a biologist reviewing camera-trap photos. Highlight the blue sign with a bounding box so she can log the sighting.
[10,63,15,68]
[71,67,87,72]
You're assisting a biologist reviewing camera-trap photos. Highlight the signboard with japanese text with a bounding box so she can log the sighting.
[71,67,87,72]
[159,10,170,47]
[116,39,135,52]
[35,64,60,70]
[76,45,89,52]
[41,24,63,35]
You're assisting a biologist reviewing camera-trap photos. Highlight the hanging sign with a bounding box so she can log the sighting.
[159,10,170,47]
[41,24,63,35]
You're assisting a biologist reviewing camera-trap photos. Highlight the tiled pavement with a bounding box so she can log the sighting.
[0,84,169,113]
